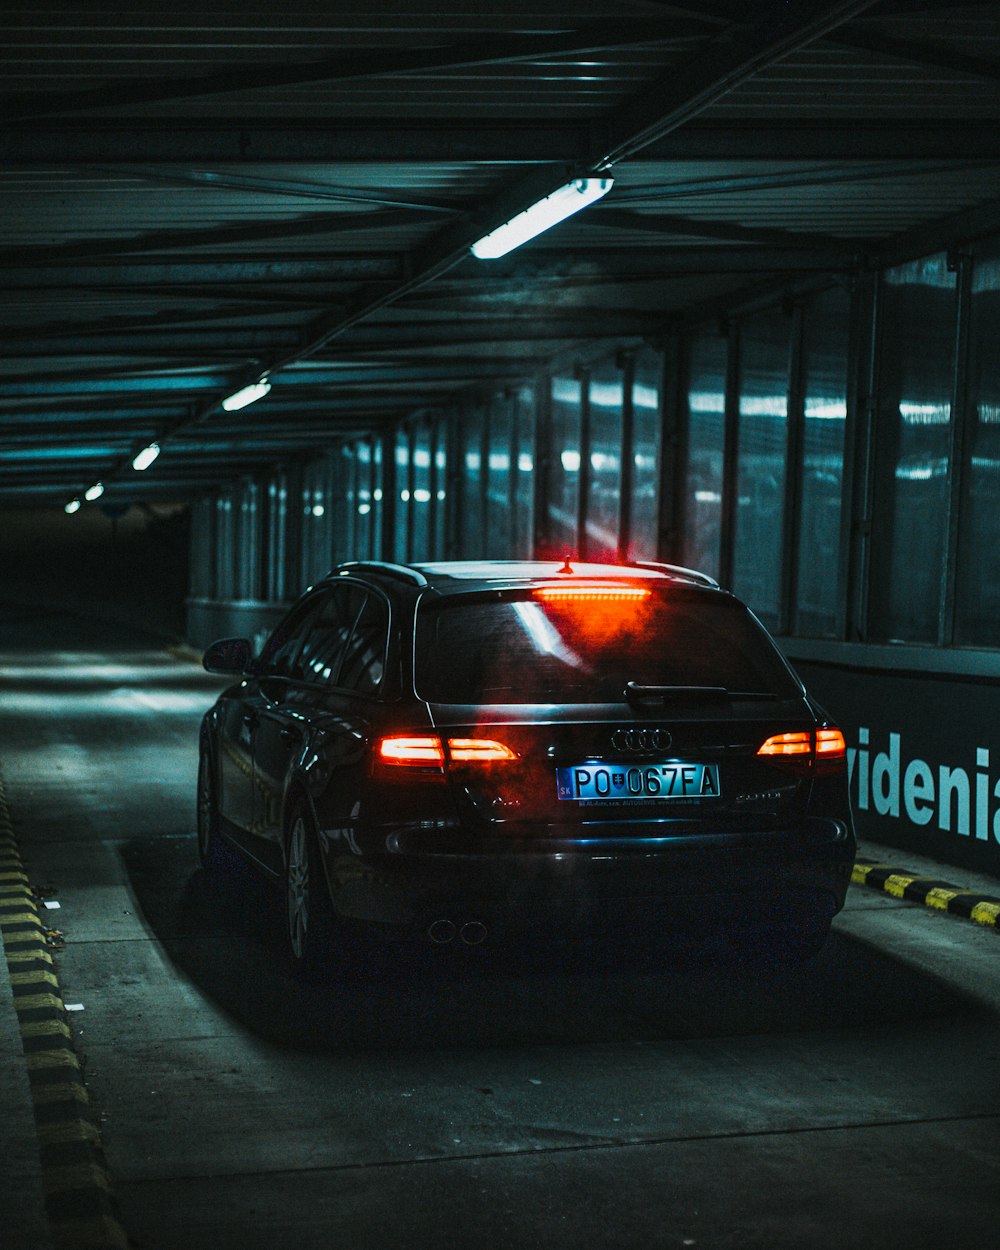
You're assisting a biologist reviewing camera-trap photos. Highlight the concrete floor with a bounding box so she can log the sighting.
[2,607,999,1250]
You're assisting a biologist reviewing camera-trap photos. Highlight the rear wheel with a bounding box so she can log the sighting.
[284,806,335,977]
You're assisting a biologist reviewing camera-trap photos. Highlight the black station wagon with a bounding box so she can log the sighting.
[197,559,856,970]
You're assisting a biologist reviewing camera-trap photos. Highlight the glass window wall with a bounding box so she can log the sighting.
[486,395,514,559]
[682,331,727,580]
[629,347,661,562]
[732,309,791,629]
[410,423,433,561]
[587,359,623,560]
[955,242,1000,647]
[513,386,535,557]
[393,429,411,564]
[794,286,850,637]
[459,407,484,558]
[547,373,582,558]
[869,254,957,643]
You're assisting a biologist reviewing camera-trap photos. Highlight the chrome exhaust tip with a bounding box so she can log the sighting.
[427,918,457,944]
[459,920,488,946]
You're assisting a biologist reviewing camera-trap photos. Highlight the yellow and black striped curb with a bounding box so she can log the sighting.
[0,771,130,1250]
[852,857,1000,929]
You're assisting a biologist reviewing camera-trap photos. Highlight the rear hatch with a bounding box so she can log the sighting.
[414,581,821,841]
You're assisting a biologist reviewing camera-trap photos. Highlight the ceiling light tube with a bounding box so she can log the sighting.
[84,482,105,502]
[64,498,81,514]
[131,442,161,472]
[221,380,271,412]
[471,177,613,260]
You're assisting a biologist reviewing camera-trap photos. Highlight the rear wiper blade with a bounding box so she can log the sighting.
[624,683,780,703]
[625,683,728,702]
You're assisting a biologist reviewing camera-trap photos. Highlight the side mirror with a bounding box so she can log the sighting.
[202,637,254,675]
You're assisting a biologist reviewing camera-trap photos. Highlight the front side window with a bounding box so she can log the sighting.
[261,595,326,679]
[415,588,799,704]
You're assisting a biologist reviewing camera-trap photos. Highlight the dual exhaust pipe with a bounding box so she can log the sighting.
[427,918,488,946]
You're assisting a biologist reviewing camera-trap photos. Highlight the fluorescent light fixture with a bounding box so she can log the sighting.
[131,442,161,472]
[84,482,105,502]
[471,177,613,260]
[222,380,271,412]
[64,499,81,514]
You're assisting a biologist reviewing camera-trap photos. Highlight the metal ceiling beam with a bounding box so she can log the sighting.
[608,159,993,202]
[0,122,591,165]
[0,258,404,289]
[874,194,1000,266]
[661,120,1000,161]
[0,210,449,270]
[0,317,650,356]
[79,166,458,213]
[853,0,1000,14]
[0,307,309,343]
[585,207,858,249]
[595,0,884,167]
[0,374,228,399]
[552,245,861,271]
[0,20,697,123]
[0,407,191,427]
[6,119,1000,165]
[0,360,493,400]
[828,29,1000,83]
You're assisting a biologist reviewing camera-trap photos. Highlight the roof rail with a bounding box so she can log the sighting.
[335,561,429,587]
[627,560,721,589]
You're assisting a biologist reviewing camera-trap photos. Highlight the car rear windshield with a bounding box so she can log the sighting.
[414,587,801,703]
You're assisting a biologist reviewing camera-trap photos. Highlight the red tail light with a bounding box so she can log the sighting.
[448,738,517,762]
[816,727,847,761]
[757,731,812,758]
[378,735,445,767]
[376,735,516,767]
[757,727,846,774]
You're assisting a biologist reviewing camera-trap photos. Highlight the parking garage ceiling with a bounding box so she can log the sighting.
[3,1,1000,508]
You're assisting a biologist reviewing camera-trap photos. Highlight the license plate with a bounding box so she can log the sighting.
[556,762,721,802]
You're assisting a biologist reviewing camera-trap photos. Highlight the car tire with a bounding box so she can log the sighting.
[196,746,225,871]
[284,805,335,978]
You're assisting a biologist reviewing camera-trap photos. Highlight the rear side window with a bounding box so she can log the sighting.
[296,586,363,684]
[339,592,389,694]
[414,588,800,703]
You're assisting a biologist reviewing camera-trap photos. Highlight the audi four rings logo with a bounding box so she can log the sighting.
[611,728,672,754]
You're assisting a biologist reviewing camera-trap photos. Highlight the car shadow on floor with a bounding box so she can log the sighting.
[120,833,992,1054]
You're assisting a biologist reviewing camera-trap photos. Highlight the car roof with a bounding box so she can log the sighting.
[336,559,720,593]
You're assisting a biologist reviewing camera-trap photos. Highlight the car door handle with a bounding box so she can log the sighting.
[242,710,259,729]
[280,727,299,745]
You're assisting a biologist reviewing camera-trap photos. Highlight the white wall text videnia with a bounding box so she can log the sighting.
[848,728,999,842]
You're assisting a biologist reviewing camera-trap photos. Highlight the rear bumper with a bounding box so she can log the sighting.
[320,817,856,938]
